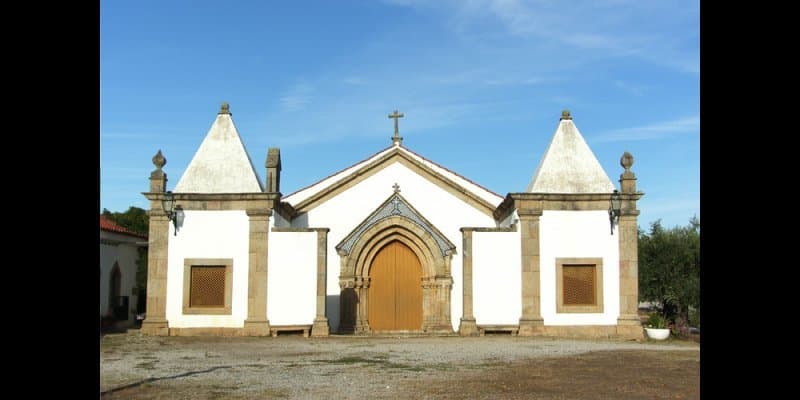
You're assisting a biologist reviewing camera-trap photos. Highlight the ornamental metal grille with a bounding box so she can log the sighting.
[190,266,226,307]
[562,265,596,305]
[336,194,454,256]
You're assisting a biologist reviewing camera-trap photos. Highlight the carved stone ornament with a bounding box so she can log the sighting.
[560,109,572,120]
[152,149,166,170]
[620,151,634,171]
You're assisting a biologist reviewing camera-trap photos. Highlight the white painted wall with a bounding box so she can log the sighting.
[267,231,317,325]
[472,230,521,325]
[99,232,141,324]
[166,210,250,328]
[298,161,498,332]
[539,210,620,325]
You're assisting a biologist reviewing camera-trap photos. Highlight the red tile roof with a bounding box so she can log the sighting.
[100,215,148,239]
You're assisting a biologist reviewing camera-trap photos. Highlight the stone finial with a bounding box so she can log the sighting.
[219,101,231,115]
[560,109,572,120]
[393,183,400,193]
[620,151,634,171]
[150,149,167,192]
[619,151,636,192]
[152,149,166,170]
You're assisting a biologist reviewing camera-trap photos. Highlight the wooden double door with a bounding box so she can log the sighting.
[368,240,423,331]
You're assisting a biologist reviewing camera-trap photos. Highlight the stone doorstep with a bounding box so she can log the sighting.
[478,325,519,336]
[270,325,312,338]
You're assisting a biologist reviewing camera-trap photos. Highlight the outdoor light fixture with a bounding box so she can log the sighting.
[162,191,184,236]
[609,189,621,235]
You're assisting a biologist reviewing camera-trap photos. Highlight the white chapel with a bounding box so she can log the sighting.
[141,103,644,339]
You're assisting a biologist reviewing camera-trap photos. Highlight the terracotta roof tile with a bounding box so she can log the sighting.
[100,215,148,239]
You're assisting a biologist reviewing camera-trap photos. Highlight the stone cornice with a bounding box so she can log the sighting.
[459,224,517,233]
[142,192,282,211]
[246,208,273,217]
[494,192,644,221]
[271,227,330,233]
[143,192,282,201]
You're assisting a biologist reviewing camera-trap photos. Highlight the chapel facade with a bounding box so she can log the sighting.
[140,103,643,339]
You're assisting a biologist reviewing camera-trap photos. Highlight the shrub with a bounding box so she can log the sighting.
[646,312,667,329]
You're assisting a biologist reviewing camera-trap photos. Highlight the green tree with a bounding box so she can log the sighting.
[639,216,700,332]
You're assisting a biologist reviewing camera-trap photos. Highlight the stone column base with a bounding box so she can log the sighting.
[615,325,645,340]
[355,319,370,334]
[458,318,479,336]
[423,323,455,334]
[242,320,271,336]
[517,317,545,336]
[311,317,330,337]
[140,319,169,336]
[616,314,644,340]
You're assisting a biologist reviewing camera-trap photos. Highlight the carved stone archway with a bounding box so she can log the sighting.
[336,192,455,334]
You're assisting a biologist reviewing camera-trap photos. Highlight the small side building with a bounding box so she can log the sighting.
[100,215,148,328]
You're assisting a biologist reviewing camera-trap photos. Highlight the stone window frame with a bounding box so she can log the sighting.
[555,257,604,314]
[182,258,233,315]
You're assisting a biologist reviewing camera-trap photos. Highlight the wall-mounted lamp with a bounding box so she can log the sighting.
[609,189,621,235]
[162,191,184,236]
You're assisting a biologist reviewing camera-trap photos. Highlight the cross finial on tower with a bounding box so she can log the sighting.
[388,110,404,145]
[393,182,400,193]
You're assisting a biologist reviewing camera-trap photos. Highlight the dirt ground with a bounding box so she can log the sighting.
[417,350,699,399]
[100,332,699,399]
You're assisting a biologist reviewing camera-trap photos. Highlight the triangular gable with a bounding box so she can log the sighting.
[283,145,503,218]
[526,113,614,193]
[336,190,456,257]
[175,105,264,193]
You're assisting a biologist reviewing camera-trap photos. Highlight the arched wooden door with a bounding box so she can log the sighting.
[368,240,423,331]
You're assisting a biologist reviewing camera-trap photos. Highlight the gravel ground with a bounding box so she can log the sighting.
[100,331,700,399]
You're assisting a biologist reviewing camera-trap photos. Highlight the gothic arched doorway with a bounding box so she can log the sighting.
[368,240,423,331]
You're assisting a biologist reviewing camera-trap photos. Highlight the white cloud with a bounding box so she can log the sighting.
[279,82,313,112]
[383,0,699,74]
[614,80,646,97]
[593,115,699,142]
[343,76,368,85]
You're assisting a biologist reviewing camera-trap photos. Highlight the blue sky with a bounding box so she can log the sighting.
[100,0,699,229]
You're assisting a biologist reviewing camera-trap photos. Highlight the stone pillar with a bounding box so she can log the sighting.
[312,229,331,337]
[242,209,271,336]
[141,150,170,335]
[141,211,170,335]
[518,209,545,336]
[354,277,371,334]
[616,151,644,339]
[422,276,454,333]
[458,229,478,336]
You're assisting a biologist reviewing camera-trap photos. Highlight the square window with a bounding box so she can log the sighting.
[556,258,604,313]
[183,259,233,315]
[190,266,226,307]
[562,265,596,306]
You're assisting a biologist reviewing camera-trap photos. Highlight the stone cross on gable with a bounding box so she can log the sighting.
[388,110,404,145]
[391,183,402,214]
